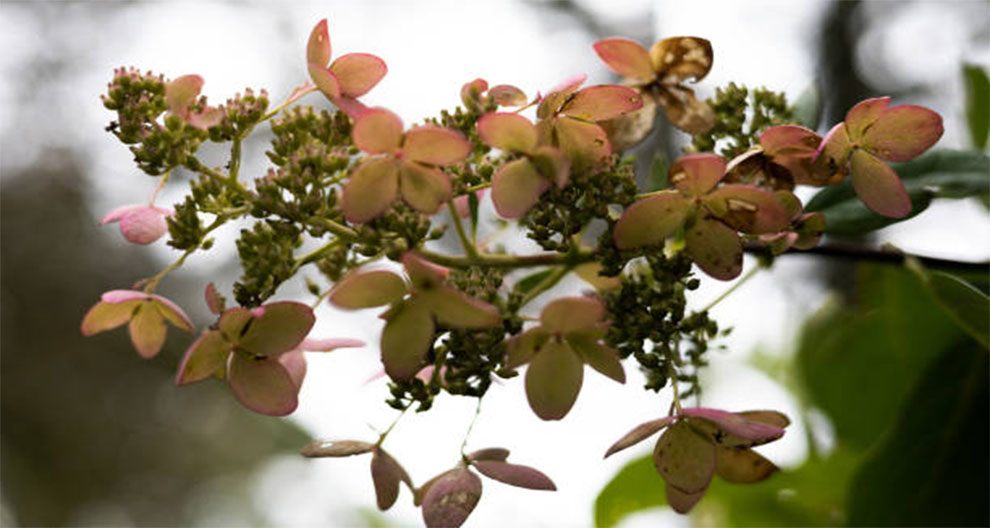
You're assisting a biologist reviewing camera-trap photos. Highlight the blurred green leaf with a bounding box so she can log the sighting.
[907,259,989,348]
[594,455,665,527]
[791,82,822,130]
[847,342,989,527]
[804,149,990,237]
[796,265,964,449]
[963,64,989,150]
[468,191,480,238]
[647,153,669,192]
[514,268,553,295]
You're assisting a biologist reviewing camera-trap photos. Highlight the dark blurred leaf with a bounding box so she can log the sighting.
[805,150,990,236]
[791,82,822,130]
[907,259,989,348]
[514,268,553,295]
[796,265,964,449]
[468,191,480,238]
[963,64,990,150]
[847,342,989,527]
[594,455,665,527]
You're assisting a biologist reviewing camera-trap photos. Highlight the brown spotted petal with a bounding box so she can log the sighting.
[653,421,716,494]
[655,84,715,134]
[670,153,725,197]
[704,184,791,234]
[809,122,852,186]
[680,407,786,448]
[684,215,743,281]
[329,269,408,309]
[604,417,675,458]
[371,447,412,511]
[599,91,659,152]
[613,191,692,250]
[472,460,557,490]
[715,446,778,483]
[649,37,713,84]
[421,467,483,528]
[300,439,375,458]
[525,339,584,420]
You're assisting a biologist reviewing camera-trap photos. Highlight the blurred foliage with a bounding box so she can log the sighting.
[963,64,989,150]
[0,154,309,526]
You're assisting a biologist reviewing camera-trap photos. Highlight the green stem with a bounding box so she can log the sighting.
[417,247,593,270]
[194,164,249,196]
[292,239,342,273]
[701,262,763,312]
[307,217,359,241]
[229,137,242,182]
[377,406,409,447]
[459,398,484,458]
[261,83,317,122]
[447,201,479,259]
[463,182,491,194]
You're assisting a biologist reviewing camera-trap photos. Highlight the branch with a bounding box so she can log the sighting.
[754,241,990,274]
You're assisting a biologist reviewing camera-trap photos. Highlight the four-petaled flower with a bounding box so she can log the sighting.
[100,204,174,245]
[165,74,224,130]
[614,153,792,280]
[814,96,944,218]
[604,407,790,513]
[329,252,501,380]
[341,108,471,223]
[505,296,625,420]
[81,290,194,358]
[306,19,388,119]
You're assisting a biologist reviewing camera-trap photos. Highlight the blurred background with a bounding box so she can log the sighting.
[2,1,987,527]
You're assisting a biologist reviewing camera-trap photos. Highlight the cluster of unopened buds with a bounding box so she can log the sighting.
[84,17,944,526]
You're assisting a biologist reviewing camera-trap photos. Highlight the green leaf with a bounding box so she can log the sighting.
[468,191,480,239]
[908,261,989,348]
[804,149,989,236]
[514,268,554,296]
[847,342,989,527]
[647,153,669,192]
[963,64,990,150]
[594,455,666,528]
[790,82,821,130]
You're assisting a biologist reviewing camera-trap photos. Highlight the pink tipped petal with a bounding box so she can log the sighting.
[593,38,655,81]
[530,146,570,188]
[844,96,890,140]
[401,251,449,290]
[149,294,193,332]
[540,297,605,334]
[227,353,299,416]
[279,350,307,389]
[402,127,471,166]
[128,303,167,358]
[399,162,452,215]
[371,448,412,511]
[505,327,549,369]
[300,337,365,352]
[488,84,528,107]
[566,331,625,383]
[680,407,786,447]
[452,190,485,218]
[653,421,716,494]
[80,298,140,336]
[704,185,792,234]
[468,448,510,462]
[554,117,612,170]
[342,157,401,223]
[613,191,692,249]
[330,269,408,309]
[165,74,203,115]
[101,289,151,303]
[307,63,342,100]
[175,330,230,385]
[238,302,316,358]
[352,108,403,154]
[809,122,853,186]
[460,78,489,106]
[759,125,821,157]
[332,95,370,120]
[666,481,706,514]
[560,85,644,122]
[537,74,588,119]
[329,53,387,98]
[477,112,538,153]
[307,19,331,67]
[204,283,225,314]
[715,446,778,484]
[301,439,375,458]
[187,107,224,130]
[604,417,675,458]
[525,340,584,421]
[491,159,549,219]
[861,105,944,162]
[472,461,556,491]
[421,468,482,528]
[420,285,501,328]
[100,204,144,225]
[550,73,588,95]
[118,207,170,245]
[685,216,743,281]
[850,149,911,218]
[380,299,435,380]
[218,307,253,341]
[670,153,726,196]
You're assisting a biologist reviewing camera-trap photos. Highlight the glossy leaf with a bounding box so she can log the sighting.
[604,417,675,458]
[594,455,666,527]
[227,353,298,416]
[402,127,470,166]
[330,269,407,309]
[567,330,625,383]
[791,82,822,129]
[380,299,434,380]
[922,270,990,348]
[175,330,229,385]
[491,158,548,219]
[352,108,403,155]
[850,149,911,218]
[421,285,501,328]
[306,19,331,66]
[670,153,725,196]
[648,37,713,83]
[472,460,556,490]
[540,296,604,334]
[612,191,691,249]
[371,448,410,511]
[237,302,315,358]
[714,446,777,483]
[129,303,166,358]
[421,468,482,528]
[653,421,716,494]
[525,340,583,420]
[342,157,400,223]
[684,216,742,281]
[399,161,452,215]
[329,52,387,98]
[513,268,554,296]
[861,105,944,162]
[593,38,655,81]
[561,85,643,122]
[477,112,537,153]
[300,439,375,458]
[307,63,342,100]
[963,64,990,149]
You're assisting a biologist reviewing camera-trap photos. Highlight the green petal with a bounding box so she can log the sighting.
[402,127,470,166]
[653,421,716,494]
[218,307,253,342]
[80,299,140,336]
[420,285,501,329]
[307,63,341,100]
[238,302,315,358]
[128,302,167,358]
[352,108,403,154]
[477,112,537,153]
[714,446,778,483]
[399,161,452,215]
[529,145,570,188]
[566,330,625,383]
[540,297,604,334]
[380,299,435,380]
[525,340,584,421]
[227,353,298,416]
[342,157,400,223]
[613,191,691,249]
[684,216,742,280]
[850,149,911,218]
[175,330,230,385]
[491,158,548,219]
[329,269,408,309]
[554,117,611,170]
[505,327,549,369]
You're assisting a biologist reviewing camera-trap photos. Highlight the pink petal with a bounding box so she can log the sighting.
[371,448,412,511]
[472,460,556,490]
[669,153,725,196]
[165,74,203,115]
[420,285,501,328]
[653,421,716,494]
[352,108,403,154]
[308,63,342,100]
[488,84,528,107]
[593,38,655,81]
[227,353,299,416]
[759,125,821,157]
[399,161,452,215]
[204,282,225,315]
[540,296,604,334]
[299,337,366,352]
[380,299,435,380]
[703,184,792,234]
[80,298,140,336]
[666,481,706,514]
[680,407,786,447]
[560,85,644,122]
[329,52,387,98]
[468,448,510,462]
[329,269,408,309]
[809,122,852,185]
[604,417,675,458]
[187,106,224,130]
[128,303,167,358]
[491,158,549,219]
[452,189,485,218]
[460,78,489,106]
[218,307,253,341]
[100,204,145,225]
[175,330,230,385]
[306,19,331,67]
[101,289,152,304]
[850,149,911,218]
[553,117,612,170]
[525,340,583,420]
[537,73,588,119]
[477,112,537,153]
[421,468,482,528]
[401,251,449,290]
[238,301,316,358]
[684,216,742,281]
[401,127,471,166]
[301,439,375,457]
[118,207,170,245]
[613,191,692,249]
[332,95,370,120]
[844,96,889,140]
[861,105,944,162]
[549,73,588,95]
[279,349,307,390]
[150,293,194,332]
[341,157,401,223]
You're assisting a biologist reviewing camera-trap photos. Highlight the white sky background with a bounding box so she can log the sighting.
[1,1,988,527]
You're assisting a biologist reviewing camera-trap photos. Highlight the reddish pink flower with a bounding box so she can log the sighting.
[101,204,174,245]
[306,19,387,119]
[81,290,193,358]
[165,74,224,130]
